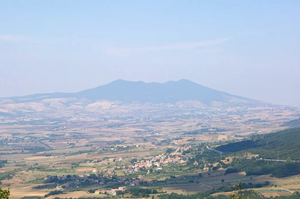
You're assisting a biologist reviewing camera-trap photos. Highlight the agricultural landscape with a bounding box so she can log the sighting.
[0,80,300,199]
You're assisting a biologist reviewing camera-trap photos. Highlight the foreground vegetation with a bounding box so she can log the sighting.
[0,187,10,199]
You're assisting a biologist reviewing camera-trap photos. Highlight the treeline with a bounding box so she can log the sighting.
[281,118,300,128]
[0,160,7,168]
[158,190,258,199]
[23,146,47,153]
[44,190,63,197]
[126,187,159,198]
[217,128,300,160]
[158,186,252,199]
[33,184,56,189]
[158,192,300,199]
[225,158,300,178]
[0,170,18,183]
[184,128,227,135]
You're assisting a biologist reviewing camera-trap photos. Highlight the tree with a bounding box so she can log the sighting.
[230,181,253,199]
[131,158,137,164]
[221,179,225,183]
[0,187,10,199]
[165,148,173,154]
[286,157,293,163]
[264,181,270,186]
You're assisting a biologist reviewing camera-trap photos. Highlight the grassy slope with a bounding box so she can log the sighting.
[216,128,300,160]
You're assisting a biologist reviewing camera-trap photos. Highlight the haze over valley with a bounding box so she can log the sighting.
[0,79,285,118]
[1,79,300,198]
[1,1,300,199]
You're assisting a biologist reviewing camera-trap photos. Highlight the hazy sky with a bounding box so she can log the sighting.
[0,1,299,106]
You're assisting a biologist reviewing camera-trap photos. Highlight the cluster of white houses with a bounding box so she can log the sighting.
[95,186,127,196]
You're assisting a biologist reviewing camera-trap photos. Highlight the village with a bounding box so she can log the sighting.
[43,146,192,195]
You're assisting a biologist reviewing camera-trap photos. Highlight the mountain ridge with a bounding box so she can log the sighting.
[3,79,255,105]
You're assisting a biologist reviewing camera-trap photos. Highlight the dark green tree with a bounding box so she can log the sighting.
[0,187,10,199]
[230,181,253,199]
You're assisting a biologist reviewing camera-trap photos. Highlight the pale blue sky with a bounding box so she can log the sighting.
[0,0,299,106]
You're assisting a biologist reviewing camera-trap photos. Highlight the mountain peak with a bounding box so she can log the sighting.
[74,79,244,104]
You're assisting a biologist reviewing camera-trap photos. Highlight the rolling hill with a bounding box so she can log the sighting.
[216,128,300,160]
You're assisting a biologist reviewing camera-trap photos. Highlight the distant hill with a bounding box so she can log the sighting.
[6,79,258,105]
[281,118,300,128]
[216,128,300,160]
[215,128,300,178]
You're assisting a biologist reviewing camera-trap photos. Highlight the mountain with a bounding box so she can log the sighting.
[0,79,271,118]
[6,79,254,105]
